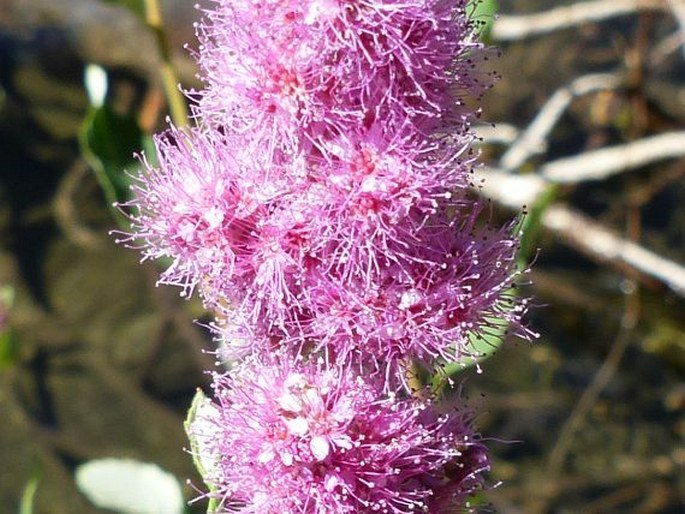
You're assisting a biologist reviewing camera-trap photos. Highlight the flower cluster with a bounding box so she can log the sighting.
[192,0,482,155]
[189,355,488,514]
[120,1,530,512]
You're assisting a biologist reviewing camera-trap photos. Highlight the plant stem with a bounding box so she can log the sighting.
[144,0,188,127]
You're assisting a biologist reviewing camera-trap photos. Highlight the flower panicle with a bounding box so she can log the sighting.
[188,354,489,514]
[194,0,483,157]
[117,0,533,512]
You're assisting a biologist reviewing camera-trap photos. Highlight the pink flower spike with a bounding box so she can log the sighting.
[193,0,487,155]
[187,354,489,513]
[117,125,296,310]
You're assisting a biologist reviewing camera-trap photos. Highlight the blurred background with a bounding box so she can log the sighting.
[0,0,683,513]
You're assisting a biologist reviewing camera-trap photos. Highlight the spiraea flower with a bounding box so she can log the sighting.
[296,204,529,373]
[187,355,488,514]
[122,121,528,375]
[118,0,532,510]
[193,0,483,155]
[117,124,310,312]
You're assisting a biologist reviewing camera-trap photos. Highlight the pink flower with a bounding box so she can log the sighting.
[193,0,483,156]
[303,125,475,280]
[117,127,254,303]
[117,125,312,315]
[116,0,533,508]
[188,355,488,513]
[121,122,528,375]
[248,201,530,380]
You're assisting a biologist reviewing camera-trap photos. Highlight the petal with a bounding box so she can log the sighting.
[285,416,309,436]
[278,392,303,413]
[279,451,294,467]
[310,435,330,461]
[323,473,339,492]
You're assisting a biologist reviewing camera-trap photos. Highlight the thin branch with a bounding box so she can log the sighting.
[546,210,641,475]
[540,131,685,182]
[499,73,623,171]
[475,168,685,296]
[542,205,685,295]
[650,29,685,64]
[53,157,103,249]
[492,0,665,41]
[143,0,188,127]
[473,167,547,210]
[473,123,520,146]
[666,0,685,57]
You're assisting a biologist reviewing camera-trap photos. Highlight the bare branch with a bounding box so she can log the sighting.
[650,29,685,64]
[543,206,685,295]
[540,131,685,183]
[53,157,104,250]
[475,168,685,296]
[499,73,623,171]
[474,167,547,210]
[473,123,520,146]
[547,280,637,483]
[492,0,666,41]
[666,0,685,57]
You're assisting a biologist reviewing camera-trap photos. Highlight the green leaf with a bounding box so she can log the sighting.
[517,184,559,269]
[184,389,208,478]
[184,389,220,513]
[19,472,40,514]
[100,0,145,19]
[0,285,16,370]
[468,0,498,39]
[0,329,17,370]
[79,105,146,227]
[467,313,511,362]
[432,313,511,391]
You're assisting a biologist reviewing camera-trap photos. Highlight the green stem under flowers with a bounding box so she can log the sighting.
[144,0,188,127]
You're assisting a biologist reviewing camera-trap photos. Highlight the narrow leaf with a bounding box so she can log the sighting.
[184,390,221,513]
[19,473,40,514]
[79,105,145,226]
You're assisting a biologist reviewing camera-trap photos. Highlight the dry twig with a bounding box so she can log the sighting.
[492,0,666,41]
[540,131,685,183]
[546,207,641,476]
[473,123,520,146]
[475,168,685,296]
[499,73,623,171]
[53,157,103,250]
[666,0,685,57]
